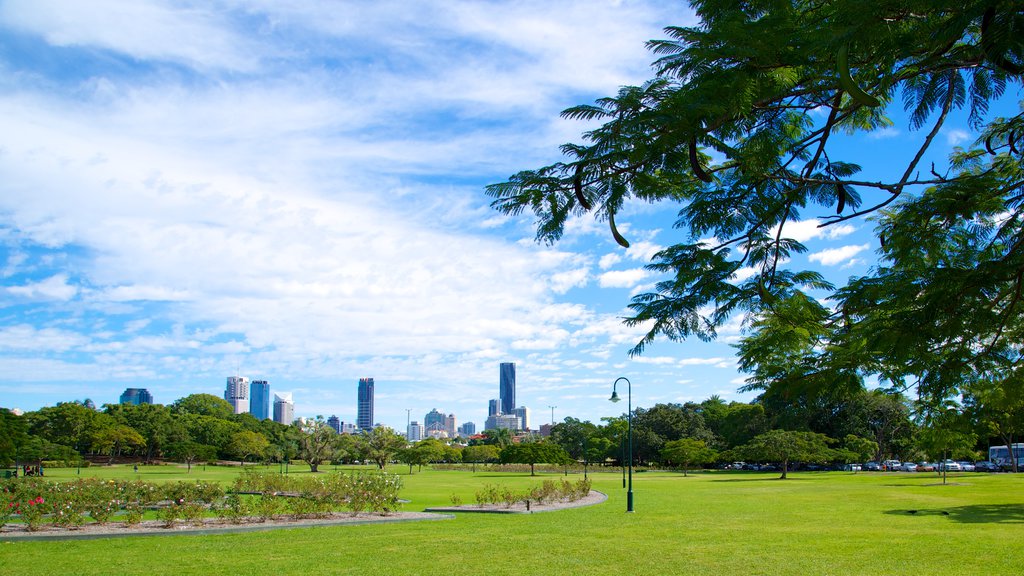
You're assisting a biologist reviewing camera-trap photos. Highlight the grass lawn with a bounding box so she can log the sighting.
[3,465,1023,575]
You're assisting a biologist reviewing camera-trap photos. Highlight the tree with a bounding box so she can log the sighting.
[165,440,217,473]
[630,403,714,464]
[499,441,571,476]
[298,416,338,473]
[359,427,406,470]
[838,435,878,471]
[738,430,834,479]
[965,373,1024,473]
[462,444,500,471]
[0,408,29,467]
[171,394,234,420]
[226,430,270,465]
[661,438,717,476]
[91,425,146,464]
[549,417,599,460]
[487,1,1024,413]
[104,402,173,463]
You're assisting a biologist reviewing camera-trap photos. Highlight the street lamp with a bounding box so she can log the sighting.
[610,376,634,513]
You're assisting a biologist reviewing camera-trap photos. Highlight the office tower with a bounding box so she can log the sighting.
[225,376,250,414]
[458,422,476,436]
[424,408,448,438]
[407,421,424,442]
[513,406,530,431]
[249,380,271,420]
[327,415,341,433]
[445,413,457,438]
[485,413,520,431]
[119,388,153,405]
[499,362,515,415]
[273,393,294,425]
[357,377,374,431]
[488,399,499,417]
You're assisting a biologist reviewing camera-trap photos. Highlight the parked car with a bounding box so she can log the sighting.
[975,460,1000,472]
[842,463,862,472]
[937,460,962,472]
[864,461,882,471]
[899,461,919,472]
[957,461,976,472]
[916,462,936,472]
[882,459,900,471]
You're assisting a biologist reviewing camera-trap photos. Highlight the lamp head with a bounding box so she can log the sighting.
[610,390,621,403]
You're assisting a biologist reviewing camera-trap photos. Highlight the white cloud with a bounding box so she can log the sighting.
[945,129,970,146]
[598,268,650,288]
[599,252,622,270]
[785,219,857,243]
[867,127,901,140]
[6,274,78,301]
[809,244,871,266]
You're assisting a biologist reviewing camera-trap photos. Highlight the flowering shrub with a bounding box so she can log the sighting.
[474,478,592,508]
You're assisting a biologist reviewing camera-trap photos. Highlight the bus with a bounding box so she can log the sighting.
[988,444,1024,470]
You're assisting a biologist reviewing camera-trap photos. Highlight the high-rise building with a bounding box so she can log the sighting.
[225,376,250,414]
[273,393,294,425]
[249,380,271,420]
[119,388,153,405]
[485,413,520,431]
[357,377,374,431]
[445,413,457,438]
[424,408,446,434]
[488,399,499,417]
[499,362,515,415]
[327,415,341,433]
[407,421,424,442]
[458,422,476,436]
[513,406,530,431]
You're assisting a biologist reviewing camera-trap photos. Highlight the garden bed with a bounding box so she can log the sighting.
[0,511,453,541]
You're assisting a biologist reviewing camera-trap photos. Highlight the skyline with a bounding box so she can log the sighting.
[1,1,1015,431]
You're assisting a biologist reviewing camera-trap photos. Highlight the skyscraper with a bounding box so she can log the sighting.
[499,362,515,415]
[488,399,499,417]
[514,406,530,431]
[327,415,341,434]
[249,380,270,420]
[119,388,153,405]
[273,393,294,425]
[225,376,249,414]
[424,408,446,435]
[357,377,374,431]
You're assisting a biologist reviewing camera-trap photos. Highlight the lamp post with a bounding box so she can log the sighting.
[610,377,633,512]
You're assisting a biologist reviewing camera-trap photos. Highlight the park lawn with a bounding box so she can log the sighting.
[3,467,1023,575]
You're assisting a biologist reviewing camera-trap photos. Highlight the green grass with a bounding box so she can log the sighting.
[4,466,1024,575]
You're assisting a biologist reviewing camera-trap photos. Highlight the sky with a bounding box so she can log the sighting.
[0,1,1016,431]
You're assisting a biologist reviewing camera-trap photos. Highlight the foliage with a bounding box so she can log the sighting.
[487,0,1024,423]
[297,416,338,473]
[226,430,271,464]
[499,441,572,475]
[660,438,718,476]
[358,426,407,470]
[738,429,835,479]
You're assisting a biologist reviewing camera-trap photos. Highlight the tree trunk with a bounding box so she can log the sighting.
[309,462,319,473]
[530,463,535,476]
[780,459,788,480]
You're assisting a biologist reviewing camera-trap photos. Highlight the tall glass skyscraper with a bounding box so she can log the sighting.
[499,362,515,415]
[249,380,271,420]
[357,377,374,430]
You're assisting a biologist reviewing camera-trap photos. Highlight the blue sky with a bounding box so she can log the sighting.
[0,1,1016,431]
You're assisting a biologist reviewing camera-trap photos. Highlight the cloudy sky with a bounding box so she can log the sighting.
[0,1,1004,430]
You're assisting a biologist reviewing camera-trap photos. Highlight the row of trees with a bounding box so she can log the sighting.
[2,385,1016,476]
[0,395,414,473]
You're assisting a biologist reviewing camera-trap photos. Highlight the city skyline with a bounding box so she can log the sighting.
[3,2,1002,430]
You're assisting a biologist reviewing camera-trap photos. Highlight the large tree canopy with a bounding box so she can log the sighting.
[488,0,1024,404]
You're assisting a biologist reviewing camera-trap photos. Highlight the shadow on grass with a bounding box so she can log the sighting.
[884,504,1024,524]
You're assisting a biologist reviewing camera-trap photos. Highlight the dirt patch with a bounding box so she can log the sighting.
[0,511,453,541]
